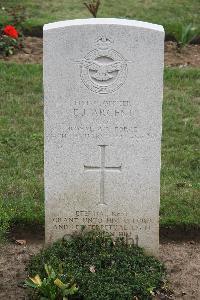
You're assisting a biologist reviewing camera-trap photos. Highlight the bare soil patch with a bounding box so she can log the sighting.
[159,241,200,299]
[0,229,44,300]
[165,42,200,68]
[0,37,200,67]
[0,229,200,299]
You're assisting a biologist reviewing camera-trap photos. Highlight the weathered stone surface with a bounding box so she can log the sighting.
[44,18,164,255]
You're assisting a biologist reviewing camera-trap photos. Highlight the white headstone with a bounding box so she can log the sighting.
[44,18,164,255]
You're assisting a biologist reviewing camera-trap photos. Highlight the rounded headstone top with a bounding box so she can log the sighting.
[43,18,164,33]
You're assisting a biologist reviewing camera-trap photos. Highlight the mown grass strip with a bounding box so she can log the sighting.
[0,0,199,39]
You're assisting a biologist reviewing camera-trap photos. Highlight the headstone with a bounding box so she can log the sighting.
[44,18,164,255]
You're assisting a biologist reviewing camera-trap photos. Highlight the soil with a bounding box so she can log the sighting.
[160,241,200,299]
[0,229,200,300]
[0,37,200,67]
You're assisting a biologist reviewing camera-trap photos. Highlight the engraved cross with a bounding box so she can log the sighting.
[84,145,122,205]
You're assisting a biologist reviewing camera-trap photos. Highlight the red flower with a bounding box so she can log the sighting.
[3,25,19,39]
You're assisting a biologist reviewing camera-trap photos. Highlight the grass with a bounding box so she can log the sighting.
[161,68,200,228]
[0,63,199,240]
[0,0,199,39]
[0,63,43,239]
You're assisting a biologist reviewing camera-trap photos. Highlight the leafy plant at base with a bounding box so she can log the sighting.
[27,230,167,300]
[177,24,199,48]
[25,264,78,300]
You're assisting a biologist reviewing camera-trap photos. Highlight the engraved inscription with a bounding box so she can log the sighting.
[80,37,128,94]
[59,98,149,140]
[84,145,122,205]
[52,210,153,246]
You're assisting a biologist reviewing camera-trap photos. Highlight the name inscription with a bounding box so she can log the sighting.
[72,99,134,117]
[55,99,158,140]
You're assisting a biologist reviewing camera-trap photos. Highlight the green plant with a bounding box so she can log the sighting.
[0,24,23,56]
[83,0,101,18]
[177,24,199,48]
[0,5,26,56]
[27,230,167,300]
[0,33,19,56]
[25,264,78,300]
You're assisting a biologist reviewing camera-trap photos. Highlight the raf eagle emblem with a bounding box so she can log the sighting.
[80,37,128,94]
[88,61,123,82]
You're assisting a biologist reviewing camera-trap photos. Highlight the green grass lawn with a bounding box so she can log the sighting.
[161,69,200,228]
[0,63,43,239]
[1,0,200,38]
[0,63,199,240]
